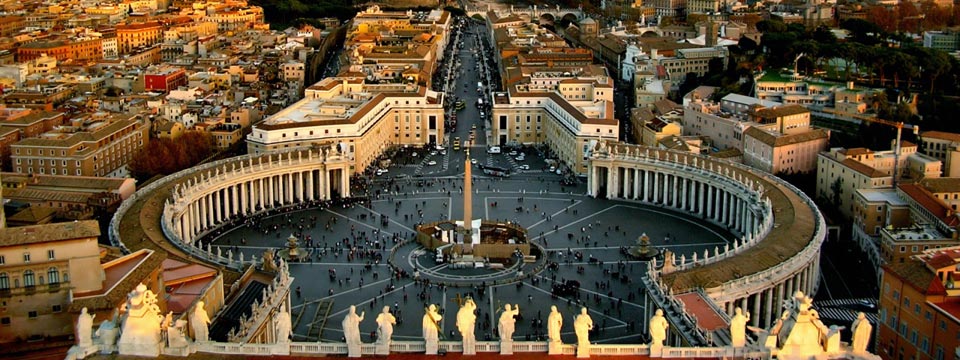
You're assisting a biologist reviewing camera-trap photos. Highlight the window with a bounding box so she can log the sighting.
[0,255,4,265]
[23,270,35,287]
[23,253,30,263]
[0,273,7,290]
[28,311,37,319]
[47,268,59,284]
[47,250,55,260]
[52,305,62,313]
[0,317,8,326]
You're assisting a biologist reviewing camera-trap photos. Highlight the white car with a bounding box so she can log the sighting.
[515,156,525,161]
[430,151,437,156]
[508,151,518,156]
[519,165,530,170]
[412,152,418,157]
[427,161,437,166]
[471,158,477,164]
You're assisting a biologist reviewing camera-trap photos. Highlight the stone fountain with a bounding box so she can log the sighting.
[628,233,661,260]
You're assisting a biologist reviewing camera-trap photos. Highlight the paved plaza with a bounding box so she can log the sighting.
[208,164,736,344]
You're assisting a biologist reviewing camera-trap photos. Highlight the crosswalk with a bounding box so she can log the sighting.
[813,298,880,324]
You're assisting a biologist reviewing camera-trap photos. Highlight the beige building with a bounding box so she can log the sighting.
[247,77,444,173]
[919,130,960,177]
[116,21,163,54]
[491,74,618,175]
[816,146,923,219]
[641,114,683,147]
[743,127,829,175]
[879,183,960,265]
[0,221,102,343]
[10,113,150,177]
[852,188,911,271]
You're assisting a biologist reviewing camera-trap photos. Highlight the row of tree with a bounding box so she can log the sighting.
[749,19,958,95]
[127,132,215,182]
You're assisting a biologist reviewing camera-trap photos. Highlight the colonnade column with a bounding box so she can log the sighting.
[643,170,650,202]
[764,287,773,328]
[307,171,315,201]
[706,185,713,219]
[341,167,350,198]
[653,172,660,204]
[680,178,687,211]
[752,292,761,328]
[633,169,640,200]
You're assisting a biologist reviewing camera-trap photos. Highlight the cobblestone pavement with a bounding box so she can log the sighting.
[209,173,736,344]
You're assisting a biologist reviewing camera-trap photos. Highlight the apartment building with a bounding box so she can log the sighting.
[247,77,444,173]
[10,113,150,177]
[491,74,618,175]
[852,188,911,272]
[17,38,103,63]
[817,147,902,219]
[143,66,187,92]
[922,31,960,52]
[742,127,829,174]
[877,183,960,267]
[878,247,960,360]
[116,21,163,54]
[0,221,103,343]
[919,131,960,177]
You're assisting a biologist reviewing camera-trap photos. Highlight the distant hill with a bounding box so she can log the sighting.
[251,0,450,29]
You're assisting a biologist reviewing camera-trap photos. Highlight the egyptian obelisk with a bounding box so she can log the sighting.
[463,147,473,247]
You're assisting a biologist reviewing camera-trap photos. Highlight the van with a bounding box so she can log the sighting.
[488,146,501,154]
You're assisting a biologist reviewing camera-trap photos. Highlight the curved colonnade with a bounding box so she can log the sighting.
[110,147,352,270]
[587,143,826,343]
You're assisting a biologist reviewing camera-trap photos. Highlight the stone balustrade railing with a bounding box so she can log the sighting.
[196,340,769,359]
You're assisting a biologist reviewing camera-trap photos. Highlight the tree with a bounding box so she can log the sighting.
[756,19,787,34]
[128,132,215,181]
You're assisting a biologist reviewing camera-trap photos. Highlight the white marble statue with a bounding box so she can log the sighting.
[574,307,593,358]
[851,312,872,354]
[167,319,190,348]
[343,305,365,357]
[77,307,95,348]
[118,283,163,357]
[275,303,292,343]
[498,304,519,340]
[730,307,750,347]
[189,301,211,342]
[342,305,365,345]
[457,298,477,354]
[825,325,844,354]
[95,309,120,348]
[649,309,669,347]
[423,304,442,354]
[548,305,563,343]
[375,306,396,349]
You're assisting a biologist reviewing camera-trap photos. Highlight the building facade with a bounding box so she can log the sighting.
[878,247,960,360]
[247,77,444,173]
[0,221,102,343]
[10,113,150,177]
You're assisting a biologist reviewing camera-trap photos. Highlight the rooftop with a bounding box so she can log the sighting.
[0,220,100,247]
[857,188,907,205]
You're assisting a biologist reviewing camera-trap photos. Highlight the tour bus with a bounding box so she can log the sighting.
[482,165,510,177]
